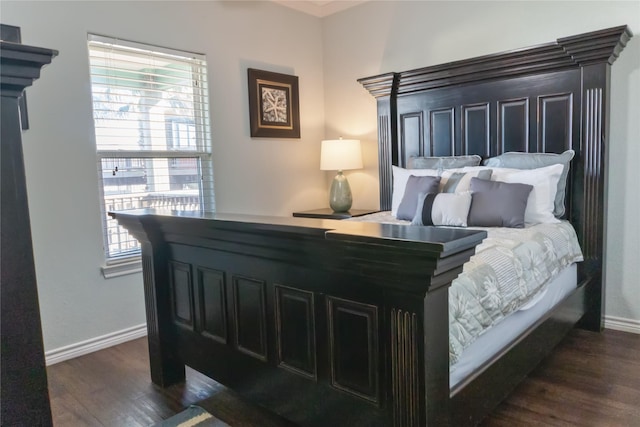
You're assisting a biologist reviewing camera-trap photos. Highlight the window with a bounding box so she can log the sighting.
[88,35,214,263]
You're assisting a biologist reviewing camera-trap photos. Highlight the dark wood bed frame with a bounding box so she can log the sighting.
[112,26,631,426]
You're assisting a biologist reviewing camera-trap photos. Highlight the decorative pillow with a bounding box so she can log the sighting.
[491,164,563,225]
[483,150,575,217]
[408,155,482,170]
[440,169,492,193]
[468,178,533,228]
[391,166,439,216]
[411,192,472,227]
[396,175,441,220]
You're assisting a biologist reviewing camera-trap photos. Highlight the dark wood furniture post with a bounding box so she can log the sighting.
[359,72,399,211]
[386,281,450,426]
[557,26,633,331]
[120,217,186,386]
[0,33,57,425]
[574,60,610,332]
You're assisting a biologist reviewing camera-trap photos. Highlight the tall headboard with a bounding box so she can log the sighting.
[359,25,632,330]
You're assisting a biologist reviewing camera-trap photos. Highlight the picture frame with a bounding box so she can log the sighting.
[248,68,300,138]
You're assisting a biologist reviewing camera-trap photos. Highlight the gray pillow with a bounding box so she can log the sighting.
[483,150,574,217]
[408,155,482,170]
[396,175,441,220]
[468,178,533,228]
[442,169,492,193]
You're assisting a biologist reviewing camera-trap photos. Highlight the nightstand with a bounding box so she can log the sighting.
[292,208,378,220]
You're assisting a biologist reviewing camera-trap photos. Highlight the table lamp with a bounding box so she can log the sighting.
[320,138,363,212]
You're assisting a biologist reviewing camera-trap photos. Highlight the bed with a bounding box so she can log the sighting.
[111,26,631,426]
[346,212,584,388]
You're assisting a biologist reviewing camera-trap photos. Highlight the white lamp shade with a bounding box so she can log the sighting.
[320,139,363,171]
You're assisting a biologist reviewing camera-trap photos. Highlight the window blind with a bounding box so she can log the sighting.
[88,35,214,260]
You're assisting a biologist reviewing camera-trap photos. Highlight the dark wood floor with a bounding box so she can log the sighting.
[47,328,639,427]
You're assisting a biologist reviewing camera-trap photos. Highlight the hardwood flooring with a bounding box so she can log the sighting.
[47,328,639,427]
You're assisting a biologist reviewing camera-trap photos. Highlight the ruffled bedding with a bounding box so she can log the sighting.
[347,212,583,365]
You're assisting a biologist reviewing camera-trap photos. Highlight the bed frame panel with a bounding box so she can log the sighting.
[112,26,631,427]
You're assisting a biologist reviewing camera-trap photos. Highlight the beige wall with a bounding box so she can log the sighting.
[322,1,640,325]
[1,0,325,352]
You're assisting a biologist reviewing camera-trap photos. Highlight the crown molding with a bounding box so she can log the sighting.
[359,25,632,97]
[272,0,368,18]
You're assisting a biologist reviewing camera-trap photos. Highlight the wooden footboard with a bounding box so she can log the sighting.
[112,209,486,426]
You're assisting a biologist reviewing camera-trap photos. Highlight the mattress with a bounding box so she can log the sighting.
[347,211,583,370]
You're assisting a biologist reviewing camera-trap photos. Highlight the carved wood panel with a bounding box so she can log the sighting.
[197,267,227,344]
[396,75,582,163]
[169,261,194,328]
[275,285,316,379]
[400,112,423,161]
[327,296,379,403]
[233,276,268,361]
[461,103,490,157]
[429,108,455,156]
[498,98,529,154]
[538,93,573,153]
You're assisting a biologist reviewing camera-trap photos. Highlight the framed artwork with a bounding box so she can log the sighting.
[248,68,300,138]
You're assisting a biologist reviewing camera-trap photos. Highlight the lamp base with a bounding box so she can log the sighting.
[329,171,353,213]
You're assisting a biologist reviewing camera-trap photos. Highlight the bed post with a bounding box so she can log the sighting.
[116,215,186,386]
[358,73,399,211]
[386,279,451,426]
[1,32,57,427]
[558,26,632,331]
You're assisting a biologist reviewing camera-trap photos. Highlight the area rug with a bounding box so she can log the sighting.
[153,405,229,427]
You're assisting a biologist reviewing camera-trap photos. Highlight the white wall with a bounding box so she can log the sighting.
[1,0,326,353]
[322,1,640,326]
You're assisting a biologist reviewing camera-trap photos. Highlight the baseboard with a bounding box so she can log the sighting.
[604,315,640,334]
[45,323,147,366]
[43,316,637,366]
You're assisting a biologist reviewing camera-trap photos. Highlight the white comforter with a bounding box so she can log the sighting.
[347,212,583,365]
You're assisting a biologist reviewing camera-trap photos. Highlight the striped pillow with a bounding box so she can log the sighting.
[411,192,472,227]
[440,169,492,193]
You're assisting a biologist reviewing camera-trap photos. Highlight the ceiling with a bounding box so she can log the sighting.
[271,0,369,18]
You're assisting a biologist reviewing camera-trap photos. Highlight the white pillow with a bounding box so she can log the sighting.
[391,166,438,216]
[491,164,563,225]
[411,192,472,227]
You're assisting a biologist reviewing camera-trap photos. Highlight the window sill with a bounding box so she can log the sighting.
[101,257,142,279]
